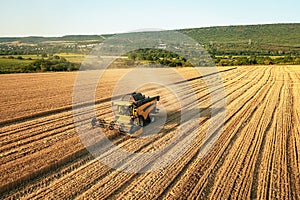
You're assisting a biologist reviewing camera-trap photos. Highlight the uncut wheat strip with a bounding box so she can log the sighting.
[0,100,111,140]
[0,70,126,124]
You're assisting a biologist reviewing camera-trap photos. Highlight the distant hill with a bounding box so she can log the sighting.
[0,23,300,56]
[179,23,300,47]
[178,23,300,55]
[0,35,111,43]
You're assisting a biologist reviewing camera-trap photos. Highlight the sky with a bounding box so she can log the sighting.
[0,0,299,37]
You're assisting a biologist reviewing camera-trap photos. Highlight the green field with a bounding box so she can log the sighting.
[0,58,34,73]
[56,53,86,63]
[0,54,83,73]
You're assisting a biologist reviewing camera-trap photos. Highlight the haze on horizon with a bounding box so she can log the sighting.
[0,0,299,37]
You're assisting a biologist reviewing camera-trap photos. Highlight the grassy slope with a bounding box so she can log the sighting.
[0,35,107,43]
[178,23,300,54]
[1,23,299,47]
[179,23,300,46]
[0,58,34,73]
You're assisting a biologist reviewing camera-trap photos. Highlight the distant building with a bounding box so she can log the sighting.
[157,43,166,49]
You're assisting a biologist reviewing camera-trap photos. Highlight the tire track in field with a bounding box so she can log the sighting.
[282,67,299,200]
[267,69,289,199]
[68,68,248,199]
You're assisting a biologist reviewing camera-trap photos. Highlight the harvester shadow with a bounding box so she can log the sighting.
[140,107,225,137]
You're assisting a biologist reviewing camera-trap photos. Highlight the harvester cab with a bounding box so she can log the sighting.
[92,92,160,137]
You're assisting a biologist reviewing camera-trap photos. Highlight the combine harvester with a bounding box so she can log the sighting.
[92,92,160,137]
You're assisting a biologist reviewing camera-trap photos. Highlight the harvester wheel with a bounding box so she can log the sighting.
[99,119,106,128]
[139,117,144,127]
[129,126,136,134]
[108,125,114,130]
[145,116,151,124]
[119,124,125,133]
[91,117,97,127]
[129,125,143,136]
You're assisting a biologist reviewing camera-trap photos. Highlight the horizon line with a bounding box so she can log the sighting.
[0,22,299,38]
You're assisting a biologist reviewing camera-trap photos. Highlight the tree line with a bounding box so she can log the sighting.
[214,55,300,66]
[20,55,79,72]
[126,49,300,67]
